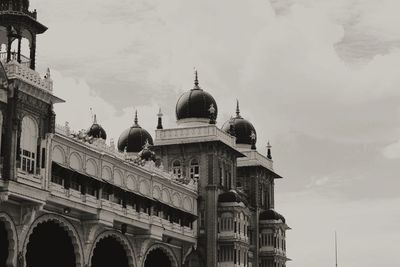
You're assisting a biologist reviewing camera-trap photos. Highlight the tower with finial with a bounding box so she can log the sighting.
[0,0,64,180]
[157,108,163,129]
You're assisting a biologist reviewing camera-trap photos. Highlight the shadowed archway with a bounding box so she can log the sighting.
[91,236,129,267]
[25,221,76,267]
[144,248,172,267]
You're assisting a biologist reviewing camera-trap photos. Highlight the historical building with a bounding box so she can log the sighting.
[0,1,289,267]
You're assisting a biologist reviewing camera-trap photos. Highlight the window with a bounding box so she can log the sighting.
[172,160,182,178]
[70,174,81,191]
[87,180,98,197]
[189,158,200,179]
[20,116,38,174]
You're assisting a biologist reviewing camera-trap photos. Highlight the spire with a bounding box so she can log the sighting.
[134,110,138,125]
[236,99,241,117]
[157,108,163,129]
[193,69,200,89]
[93,114,97,124]
[267,141,272,159]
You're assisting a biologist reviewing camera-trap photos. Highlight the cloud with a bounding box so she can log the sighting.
[52,70,167,143]
[382,140,400,159]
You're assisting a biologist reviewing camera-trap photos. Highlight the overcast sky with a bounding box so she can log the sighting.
[31,0,400,266]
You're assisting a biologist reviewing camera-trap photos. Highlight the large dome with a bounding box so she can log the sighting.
[222,101,257,145]
[117,112,153,153]
[175,72,218,123]
[87,115,107,140]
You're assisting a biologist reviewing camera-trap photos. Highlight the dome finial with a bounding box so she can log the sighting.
[267,141,272,159]
[236,99,241,117]
[134,110,138,125]
[93,114,97,124]
[193,68,200,89]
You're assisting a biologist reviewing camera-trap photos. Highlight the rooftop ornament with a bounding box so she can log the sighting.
[209,103,216,124]
[250,131,256,150]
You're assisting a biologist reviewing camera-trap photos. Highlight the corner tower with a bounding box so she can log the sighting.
[0,0,64,181]
[154,73,246,267]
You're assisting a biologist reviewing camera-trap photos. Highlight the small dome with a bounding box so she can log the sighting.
[259,209,285,223]
[175,71,218,123]
[117,111,154,153]
[87,115,107,140]
[137,141,156,161]
[218,190,242,203]
[222,101,257,145]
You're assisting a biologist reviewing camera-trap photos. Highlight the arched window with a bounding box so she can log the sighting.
[20,116,38,174]
[189,158,199,179]
[172,160,182,178]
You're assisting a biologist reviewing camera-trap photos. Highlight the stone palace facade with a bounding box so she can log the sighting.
[0,1,289,267]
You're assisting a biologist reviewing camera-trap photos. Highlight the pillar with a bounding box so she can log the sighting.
[17,35,21,63]
[29,35,36,70]
[205,153,218,267]
[6,27,12,62]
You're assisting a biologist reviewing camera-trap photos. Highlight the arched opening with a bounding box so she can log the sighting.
[144,248,172,267]
[189,158,199,179]
[91,236,129,267]
[20,116,38,174]
[25,221,76,267]
[0,221,9,267]
[172,160,182,178]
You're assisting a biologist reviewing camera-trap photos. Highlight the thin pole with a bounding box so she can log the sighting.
[335,231,338,267]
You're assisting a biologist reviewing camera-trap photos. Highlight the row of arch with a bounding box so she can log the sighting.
[0,212,179,267]
[52,145,193,211]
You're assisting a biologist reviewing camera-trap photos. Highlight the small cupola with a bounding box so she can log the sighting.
[222,100,257,148]
[117,111,154,153]
[87,114,107,140]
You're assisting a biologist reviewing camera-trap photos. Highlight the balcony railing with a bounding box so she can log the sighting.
[0,52,30,68]
[1,57,53,93]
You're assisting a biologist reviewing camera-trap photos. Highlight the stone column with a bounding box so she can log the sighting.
[205,153,218,267]
[6,27,12,62]
[29,35,36,70]
[2,83,19,180]
[17,35,21,63]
